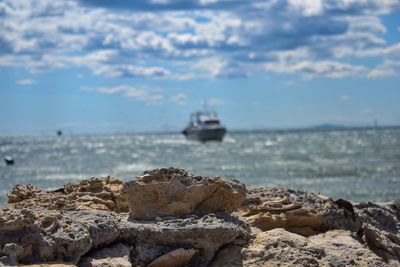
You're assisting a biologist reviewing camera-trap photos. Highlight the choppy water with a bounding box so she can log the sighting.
[1,128,400,204]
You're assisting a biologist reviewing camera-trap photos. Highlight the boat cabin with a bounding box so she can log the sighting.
[190,111,221,126]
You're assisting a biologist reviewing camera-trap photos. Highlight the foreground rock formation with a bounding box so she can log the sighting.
[0,167,399,266]
[124,168,246,220]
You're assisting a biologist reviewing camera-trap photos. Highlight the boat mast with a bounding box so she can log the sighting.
[203,99,209,112]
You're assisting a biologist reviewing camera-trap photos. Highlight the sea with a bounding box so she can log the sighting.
[1,128,400,205]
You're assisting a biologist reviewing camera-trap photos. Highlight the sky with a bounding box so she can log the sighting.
[0,0,400,134]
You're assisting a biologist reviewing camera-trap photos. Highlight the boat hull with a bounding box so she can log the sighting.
[184,127,226,142]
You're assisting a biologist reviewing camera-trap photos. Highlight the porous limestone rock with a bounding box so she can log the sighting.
[131,212,251,266]
[211,228,387,266]
[309,229,387,266]
[78,243,131,267]
[363,223,400,264]
[1,169,399,266]
[1,243,24,266]
[237,187,356,236]
[235,187,400,265]
[0,208,125,264]
[22,262,76,267]
[243,228,321,266]
[7,184,43,204]
[147,248,198,267]
[0,208,250,266]
[208,244,243,267]
[7,177,128,212]
[355,201,400,263]
[124,168,246,220]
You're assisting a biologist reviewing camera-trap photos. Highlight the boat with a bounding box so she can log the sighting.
[182,110,226,142]
[4,155,14,165]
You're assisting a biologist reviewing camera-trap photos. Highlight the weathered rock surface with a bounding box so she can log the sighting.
[147,248,198,267]
[0,168,399,266]
[211,228,387,266]
[0,208,249,266]
[354,201,400,264]
[22,262,76,267]
[0,208,250,266]
[0,169,250,267]
[309,229,387,266]
[231,187,400,266]
[0,207,125,264]
[7,177,128,212]
[130,212,250,266]
[78,243,131,267]
[124,168,246,220]
[237,187,357,236]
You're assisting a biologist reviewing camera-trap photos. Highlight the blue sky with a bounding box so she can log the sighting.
[0,0,400,134]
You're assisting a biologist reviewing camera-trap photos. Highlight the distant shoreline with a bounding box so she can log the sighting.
[230,125,400,134]
[1,125,400,137]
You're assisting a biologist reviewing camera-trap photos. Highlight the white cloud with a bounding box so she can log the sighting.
[355,43,400,57]
[288,0,324,16]
[87,85,164,105]
[17,79,36,85]
[1,0,400,80]
[264,59,367,79]
[192,57,227,78]
[367,60,400,79]
[367,68,397,78]
[198,0,219,5]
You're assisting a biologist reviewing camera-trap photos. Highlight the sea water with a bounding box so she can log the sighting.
[1,128,400,204]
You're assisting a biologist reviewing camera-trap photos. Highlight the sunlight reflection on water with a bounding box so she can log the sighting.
[1,128,400,204]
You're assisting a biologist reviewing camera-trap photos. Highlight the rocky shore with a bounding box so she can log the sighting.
[0,168,399,266]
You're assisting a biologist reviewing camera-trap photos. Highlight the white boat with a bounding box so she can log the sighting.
[182,110,226,142]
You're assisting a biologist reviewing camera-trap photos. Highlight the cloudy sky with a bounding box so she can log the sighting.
[0,0,399,133]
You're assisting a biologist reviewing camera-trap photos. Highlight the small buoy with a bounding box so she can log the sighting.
[4,156,14,165]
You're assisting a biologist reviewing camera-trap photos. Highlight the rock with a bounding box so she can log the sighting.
[0,207,127,264]
[0,208,249,266]
[244,228,319,266]
[124,167,246,220]
[210,228,388,266]
[22,262,76,267]
[309,230,387,266]
[335,198,356,220]
[237,187,356,236]
[78,243,131,267]
[6,177,128,212]
[0,207,59,263]
[64,177,128,212]
[7,184,43,204]
[208,245,244,267]
[236,188,400,264]
[356,201,399,234]
[355,201,400,263]
[131,212,250,266]
[147,248,197,267]
[363,224,400,264]
[1,168,399,266]
[1,243,24,266]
